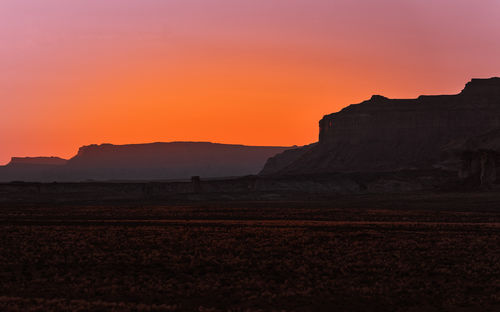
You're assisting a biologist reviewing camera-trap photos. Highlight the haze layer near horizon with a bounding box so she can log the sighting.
[1,0,500,164]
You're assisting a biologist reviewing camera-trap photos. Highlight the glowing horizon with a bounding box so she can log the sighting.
[1,0,500,164]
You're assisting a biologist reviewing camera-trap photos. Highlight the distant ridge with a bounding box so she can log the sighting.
[0,142,291,182]
[7,157,67,166]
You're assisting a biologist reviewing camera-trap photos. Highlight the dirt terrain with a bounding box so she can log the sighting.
[0,192,499,311]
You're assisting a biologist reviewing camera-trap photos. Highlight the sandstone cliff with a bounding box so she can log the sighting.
[264,78,500,175]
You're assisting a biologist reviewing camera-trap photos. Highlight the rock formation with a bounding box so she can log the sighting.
[443,127,500,187]
[0,142,290,182]
[260,143,316,175]
[262,78,500,183]
[7,157,67,166]
[0,157,67,182]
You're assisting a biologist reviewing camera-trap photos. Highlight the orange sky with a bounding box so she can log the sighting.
[1,0,500,164]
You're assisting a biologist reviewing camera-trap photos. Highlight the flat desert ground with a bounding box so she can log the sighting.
[0,192,499,311]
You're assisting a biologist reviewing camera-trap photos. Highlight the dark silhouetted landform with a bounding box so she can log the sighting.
[259,143,317,175]
[0,157,68,184]
[7,157,68,166]
[262,77,500,187]
[0,142,291,182]
[4,78,500,190]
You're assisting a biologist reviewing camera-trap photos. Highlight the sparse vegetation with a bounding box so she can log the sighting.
[0,194,499,311]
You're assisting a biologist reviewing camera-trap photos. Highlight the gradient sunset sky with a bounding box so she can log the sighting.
[1,0,500,164]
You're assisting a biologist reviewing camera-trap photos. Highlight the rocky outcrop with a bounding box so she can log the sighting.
[458,150,497,188]
[442,127,500,187]
[260,143,316,175]
[267,78,500,176]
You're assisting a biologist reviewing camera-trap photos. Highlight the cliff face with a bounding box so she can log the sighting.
[269,78,500,174]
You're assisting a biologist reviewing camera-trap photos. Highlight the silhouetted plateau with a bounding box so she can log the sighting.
[0,142,291,182]
[0,157,68,183]
[8,157,67,166]
[262,77,500,188]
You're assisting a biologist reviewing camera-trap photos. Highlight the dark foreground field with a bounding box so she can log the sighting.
[0,192,499,311]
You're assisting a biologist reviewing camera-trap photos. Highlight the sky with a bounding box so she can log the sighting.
[1,0,500,164]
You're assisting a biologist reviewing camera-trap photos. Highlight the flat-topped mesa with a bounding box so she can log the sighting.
[275,78,500,174]
[1,142,291,182]
[63,142,292,181]
[8,157,67,166]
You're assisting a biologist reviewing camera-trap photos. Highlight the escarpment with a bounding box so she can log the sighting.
[264,78,500,177]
